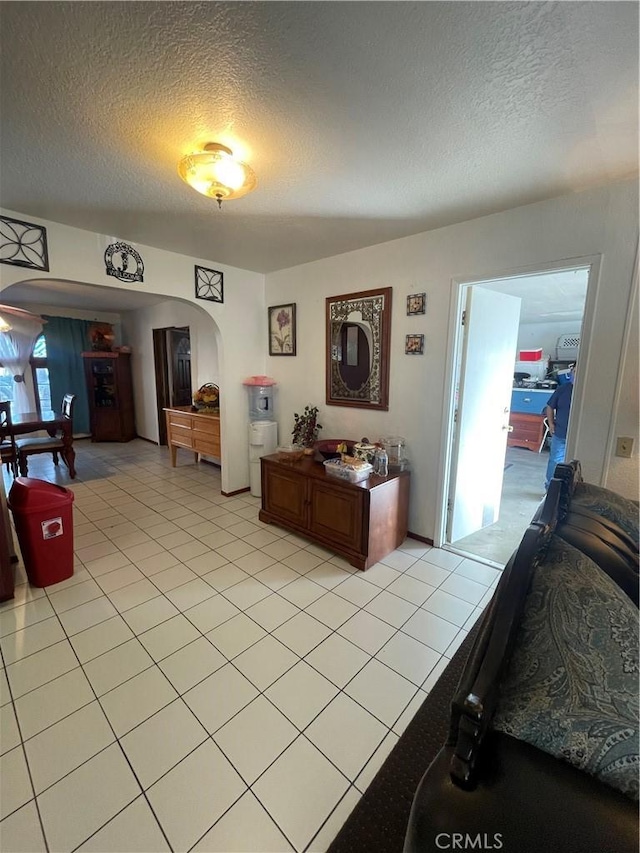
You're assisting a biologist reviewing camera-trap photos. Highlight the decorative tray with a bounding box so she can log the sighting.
[323,459,373,483]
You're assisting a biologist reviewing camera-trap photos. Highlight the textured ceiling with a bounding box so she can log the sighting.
[0,1,637,274]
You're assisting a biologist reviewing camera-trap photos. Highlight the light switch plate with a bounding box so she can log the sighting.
[615,436,634,458]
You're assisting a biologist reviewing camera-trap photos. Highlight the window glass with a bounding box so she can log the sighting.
[35,367,51,410]
[32,334,47,358]
[0,368,13,403]
[30,333,51,413]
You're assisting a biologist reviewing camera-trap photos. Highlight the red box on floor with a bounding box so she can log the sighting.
[8,478,74,587]
[519,348,543,361]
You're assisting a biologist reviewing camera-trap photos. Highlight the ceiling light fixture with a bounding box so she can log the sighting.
[178,142,257,209]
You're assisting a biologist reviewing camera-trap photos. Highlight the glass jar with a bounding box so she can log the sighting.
[381,436,406,466]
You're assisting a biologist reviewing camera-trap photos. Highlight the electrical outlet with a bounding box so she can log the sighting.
[615,436,634,458]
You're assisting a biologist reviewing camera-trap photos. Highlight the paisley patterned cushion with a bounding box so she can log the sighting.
[493,536,639,800]
[573,482,639,548]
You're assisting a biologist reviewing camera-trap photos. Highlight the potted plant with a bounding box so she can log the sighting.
[292,405,323,451]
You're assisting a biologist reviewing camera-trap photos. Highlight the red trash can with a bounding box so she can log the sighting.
[8,478,75,587]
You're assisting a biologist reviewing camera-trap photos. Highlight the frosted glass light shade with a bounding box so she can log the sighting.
[178,143,256,204]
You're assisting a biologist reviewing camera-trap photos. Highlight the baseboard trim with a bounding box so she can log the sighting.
[136,435,159,445]
[407,531,434,546]
[222,486,251,497]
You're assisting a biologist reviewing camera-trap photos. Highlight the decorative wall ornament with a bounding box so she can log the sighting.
[0,215,49,271]
[407,293,426,315]
[104,241,144,283]
[405,334,425,354]
[195,266,224,303]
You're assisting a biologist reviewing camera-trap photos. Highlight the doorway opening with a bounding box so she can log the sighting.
[442,265,590,566]
[153,327,192,446]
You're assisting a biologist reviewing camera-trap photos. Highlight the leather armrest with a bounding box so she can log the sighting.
[404,733,638,853]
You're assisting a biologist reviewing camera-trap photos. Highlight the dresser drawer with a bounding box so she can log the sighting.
[508,413,545,450]
[194,437,220,457]
[168,412,194,430]
[193,420,220,440]
[170,427,194,449]
[511,389,548,414]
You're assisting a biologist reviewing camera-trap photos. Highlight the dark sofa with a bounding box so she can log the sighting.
[329,462,639,853]
[404,462,638,853]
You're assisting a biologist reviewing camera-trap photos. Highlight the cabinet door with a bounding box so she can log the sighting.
[262,464,308,528]
[309,480,364,552]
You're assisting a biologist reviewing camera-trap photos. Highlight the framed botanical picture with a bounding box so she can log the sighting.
[405,334,424,355]
[195,265,224,303]
[268,303,296,356]
[407,293,426,315]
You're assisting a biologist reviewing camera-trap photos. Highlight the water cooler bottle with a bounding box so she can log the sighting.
[243,376,278,497]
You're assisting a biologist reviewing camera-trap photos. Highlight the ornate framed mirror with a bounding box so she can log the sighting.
[325,287,392,410]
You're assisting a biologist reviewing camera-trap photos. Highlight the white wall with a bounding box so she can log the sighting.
[0,210,266,494]
[265,180,639,538]
[605,263,639,499]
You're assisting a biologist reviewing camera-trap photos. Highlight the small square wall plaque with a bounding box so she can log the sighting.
[195,266,224,303]
[405,334,424,355]
[407,293,426,315]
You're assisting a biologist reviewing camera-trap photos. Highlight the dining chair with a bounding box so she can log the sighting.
[17,394,76,477]
[0,402,18,478]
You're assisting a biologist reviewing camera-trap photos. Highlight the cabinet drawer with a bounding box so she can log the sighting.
[193,421,220,440]
[513,423,542,439]
[194,437,220,457]
[170,427,194,449]
[511,390,548,414]
[168,413,193,430]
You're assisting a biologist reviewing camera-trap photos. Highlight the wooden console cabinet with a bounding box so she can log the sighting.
[259,454,410,571]
[508,412,546,451]
[164,406,221,466]
[83,352,135,442]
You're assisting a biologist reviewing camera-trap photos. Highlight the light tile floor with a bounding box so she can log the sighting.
[0,440,500,852]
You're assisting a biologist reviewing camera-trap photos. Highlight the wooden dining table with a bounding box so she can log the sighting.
[10,409,76,479]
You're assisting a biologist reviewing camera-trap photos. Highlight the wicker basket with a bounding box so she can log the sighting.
[193,383,220,412]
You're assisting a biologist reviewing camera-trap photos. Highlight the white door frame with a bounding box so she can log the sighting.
[434,254,602,549]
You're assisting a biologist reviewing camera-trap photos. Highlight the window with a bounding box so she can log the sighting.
[30,333,51,415]
[0,367,13,405]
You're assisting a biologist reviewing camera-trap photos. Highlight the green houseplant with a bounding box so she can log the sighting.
[292,405,323,449]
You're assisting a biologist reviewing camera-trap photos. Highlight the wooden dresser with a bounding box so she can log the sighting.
[507,412,546,451]
[259,454,410,571]
[164,406,221,467]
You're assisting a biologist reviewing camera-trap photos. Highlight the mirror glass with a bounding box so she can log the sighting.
[326,287,392,410]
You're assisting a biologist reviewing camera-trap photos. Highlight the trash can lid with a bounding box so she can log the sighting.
[8,478,75,511]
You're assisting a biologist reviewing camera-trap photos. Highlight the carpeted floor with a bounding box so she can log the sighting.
[327,628,477,853]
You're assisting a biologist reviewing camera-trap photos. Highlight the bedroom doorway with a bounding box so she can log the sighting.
[440,263,592,566]
[153,326,192,445]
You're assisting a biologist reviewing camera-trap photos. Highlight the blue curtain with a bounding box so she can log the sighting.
[43,316,91,435]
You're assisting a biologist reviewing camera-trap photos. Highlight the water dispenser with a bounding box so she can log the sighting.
[243,376,278,497]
